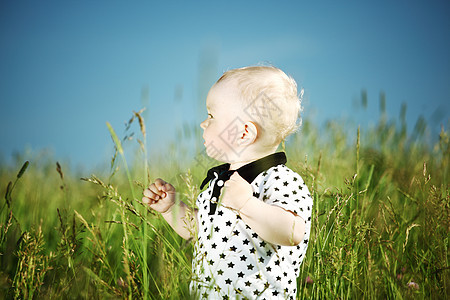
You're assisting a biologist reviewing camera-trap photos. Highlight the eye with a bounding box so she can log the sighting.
[208,113,213,119]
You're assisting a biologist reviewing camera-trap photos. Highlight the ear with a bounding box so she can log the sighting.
[237,121,258,146]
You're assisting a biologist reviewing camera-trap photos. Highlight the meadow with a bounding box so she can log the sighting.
[0,98,448,299]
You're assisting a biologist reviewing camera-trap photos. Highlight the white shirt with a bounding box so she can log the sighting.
[190,153,313,299]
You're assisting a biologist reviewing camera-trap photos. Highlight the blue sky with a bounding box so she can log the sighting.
[1,1,449,169]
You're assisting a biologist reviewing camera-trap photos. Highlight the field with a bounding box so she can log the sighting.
[0,101,449,299]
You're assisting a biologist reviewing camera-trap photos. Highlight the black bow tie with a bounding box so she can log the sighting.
[200,152,287,215]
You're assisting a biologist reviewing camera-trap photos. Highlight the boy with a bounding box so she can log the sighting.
[143,66,313,299]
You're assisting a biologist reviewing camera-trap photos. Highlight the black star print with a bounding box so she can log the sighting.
[212,243,217,249]
[205,276,211,282]
[217,269,224,275]
[259,241,266,247]
[220,253,225,259]
[253,290,259,295]
[225,221,232,226]
[247,264,254,270]
[208,259,214,265]
[256,273,261,279]
[272,291,279,296]
[266,266,272,272]
[237,271,244,278]
[240,255,247,261]
[298,185,303,190]
[222,295,228,300]
[222,237,228,242]
[275,260,280,266]
[218,210,224,216]
[243,239,250,245]
[253,192,260,198]
[293,177,298,181]
[259,257,265,263]
[225,278,232,285]
[214,226,219,232]
[266,250,272,256]
[202,292,209,298]
[233,230,239,236]
[230,246,237,252]
[274,187,279,191]
[228,262,235,268]
[274,176,280,180]
[283,181,288,186]
[252,233,258,238]
[276,276,281,281]
[250,248,256,254]
[245,281,251,287]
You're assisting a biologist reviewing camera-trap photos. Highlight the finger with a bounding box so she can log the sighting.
[154,178,168,191]
[143,188,160,200]
[142,196,152,204]
[164,183,175,193]
[142,196,158,205]
[148,183,164,196]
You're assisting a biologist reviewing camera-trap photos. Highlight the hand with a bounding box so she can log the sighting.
[221,172,253,211]
[142,178,176,214]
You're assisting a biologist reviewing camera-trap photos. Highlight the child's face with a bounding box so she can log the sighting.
[200,80,244,162]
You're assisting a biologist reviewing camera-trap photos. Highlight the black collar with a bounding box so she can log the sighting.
[200,152,287,189]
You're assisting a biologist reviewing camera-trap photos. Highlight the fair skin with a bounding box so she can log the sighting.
[142,79,306,246]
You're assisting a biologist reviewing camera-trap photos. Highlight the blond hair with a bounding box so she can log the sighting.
[216,66,303,145]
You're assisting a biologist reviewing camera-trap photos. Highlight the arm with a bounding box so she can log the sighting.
[143,178,198,240]
[161,201,198,240]
[237,196,305,246]
[222,172,305,246]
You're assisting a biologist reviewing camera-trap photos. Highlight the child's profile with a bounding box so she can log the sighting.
[143,66,313,299]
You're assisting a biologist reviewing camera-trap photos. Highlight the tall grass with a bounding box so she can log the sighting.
[0,99,448,299]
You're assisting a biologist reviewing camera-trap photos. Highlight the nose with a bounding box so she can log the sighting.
[200,119,207,130]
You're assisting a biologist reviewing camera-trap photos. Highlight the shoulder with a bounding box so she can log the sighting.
[256,164,305,185]
[253,164,313,218]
